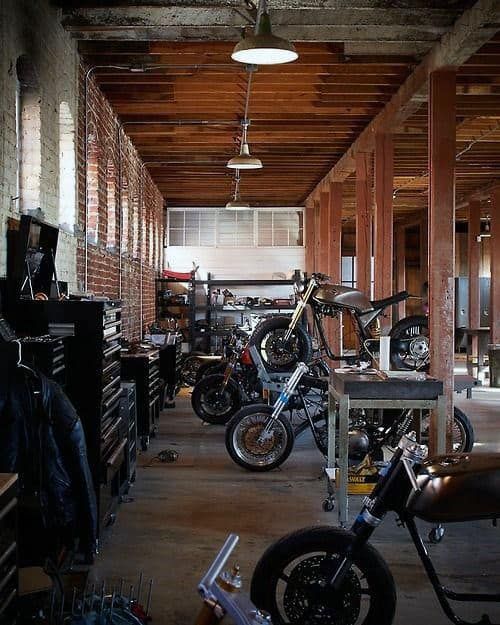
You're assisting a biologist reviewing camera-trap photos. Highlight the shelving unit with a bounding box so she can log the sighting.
[155,270,196,350]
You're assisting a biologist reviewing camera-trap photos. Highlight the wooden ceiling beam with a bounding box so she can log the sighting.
[305,0,500,201]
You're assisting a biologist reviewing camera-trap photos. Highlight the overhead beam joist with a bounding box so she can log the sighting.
[306,0,500,201]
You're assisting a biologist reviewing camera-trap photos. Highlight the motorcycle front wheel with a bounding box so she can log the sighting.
[225,404,295,471]
[250,316,313,372]
[251,526,396,625]
[191,373,241,425]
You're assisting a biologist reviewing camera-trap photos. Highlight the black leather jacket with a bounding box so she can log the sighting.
[0,361,97,560]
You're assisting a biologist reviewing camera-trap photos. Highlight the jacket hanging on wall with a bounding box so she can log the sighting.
[0,359,97,562]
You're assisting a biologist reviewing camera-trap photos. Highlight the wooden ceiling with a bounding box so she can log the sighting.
[58,0,500,217]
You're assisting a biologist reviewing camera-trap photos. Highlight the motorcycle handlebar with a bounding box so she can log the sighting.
[311,272,330,282]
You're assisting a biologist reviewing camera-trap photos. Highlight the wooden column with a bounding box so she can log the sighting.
[428,69,456,454]
[314,199,321,273]
[355,151,372,295]
[468,197,481,317]
[328,181,343,356]
[491,188,500,345]
[395,226,406,320]
[420,213,429,309]
[319,190,330,273]
[374,133,394,330]
[305,201,315,273]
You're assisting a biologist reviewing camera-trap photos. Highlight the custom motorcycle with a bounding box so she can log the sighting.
[250,273,429,372]
[225,360,474,472]
[191,336,261,425]
[251,432,500,625]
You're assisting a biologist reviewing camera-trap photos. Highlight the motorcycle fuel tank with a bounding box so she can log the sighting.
[407,453,500,523]
[313,284,372,313]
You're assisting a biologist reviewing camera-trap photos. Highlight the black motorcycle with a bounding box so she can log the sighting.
[251,432,500,625]
[250,272,428,372]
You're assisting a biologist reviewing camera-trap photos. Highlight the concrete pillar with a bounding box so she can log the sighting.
[428,69,456,454]
[355,151,372,296]
[374,133,394,330]
[328,181,343,356]
[491,188,500,345]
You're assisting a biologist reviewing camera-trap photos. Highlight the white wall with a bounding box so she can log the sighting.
[166,246,304,299]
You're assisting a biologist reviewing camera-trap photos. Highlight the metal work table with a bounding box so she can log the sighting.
[327,371,445,526]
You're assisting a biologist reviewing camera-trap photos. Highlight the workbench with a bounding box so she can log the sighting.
[327,371,445,526]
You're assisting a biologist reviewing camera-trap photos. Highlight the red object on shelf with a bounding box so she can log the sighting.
[162,269,193,280]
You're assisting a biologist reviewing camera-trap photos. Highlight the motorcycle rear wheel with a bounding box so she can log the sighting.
[250,316,313,372]
[251,526,396,625]
[389,314,429,371]
[191,373,241,425]
[225,404,295,471]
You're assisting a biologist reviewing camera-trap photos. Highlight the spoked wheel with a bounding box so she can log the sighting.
[251,526,396,625]
[421,406,474,452]
[250,316,313,372]
[191,373,241,425]
[389,315,429,371]
[225,404,294,471]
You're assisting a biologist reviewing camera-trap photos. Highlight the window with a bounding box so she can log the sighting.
[167,209,304,247]
[106,160,117,249]
[121,179,129,254]
[58,102,76,232]
[16,55,41,213]
[86,123,99,244]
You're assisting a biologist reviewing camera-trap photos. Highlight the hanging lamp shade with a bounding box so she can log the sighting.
[231,8,298,66]
[225,196,251,210]
[227,142,262,169]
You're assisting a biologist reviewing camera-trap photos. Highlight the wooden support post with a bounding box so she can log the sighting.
[468,199,481,367]
[395,226,406,320]
[305,201,315,274]
[420,213,429,311]
[355,152,372,296]
[328,181,343,356]
[319,191,330,274]
[374,133,394,330]
[428,69,456,454]
[491,188,500,346]
[314,199,321,273]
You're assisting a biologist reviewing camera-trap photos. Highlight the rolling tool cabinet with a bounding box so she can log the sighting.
[158,334,183,404]
[19,336,66,387]
[0,474,18,624]
[120,382,138,489]
[121,350,162,451]
[13,300,127,537]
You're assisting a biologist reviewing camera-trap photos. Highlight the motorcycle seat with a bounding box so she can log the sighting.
[406,453,500,523]
[369,291,409,312]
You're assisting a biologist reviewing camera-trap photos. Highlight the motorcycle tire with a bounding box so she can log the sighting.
[251,526,396,625]
[250,316,313,372]
[225,404,295,471]
[191,373,241,425]
[194,360,225,384]
[389,314,429,371]
[421,405,474,453]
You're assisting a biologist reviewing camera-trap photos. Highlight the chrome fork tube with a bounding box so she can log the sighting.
[284,279,316,342]
[262,362,309,435]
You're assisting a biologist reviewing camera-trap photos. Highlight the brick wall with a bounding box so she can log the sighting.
[0,0,79,289]
[77,70,164,340]
[0,0,164,340]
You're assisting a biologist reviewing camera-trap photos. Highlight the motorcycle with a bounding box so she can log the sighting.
[225,360,474,472]
[196,534,272,625]
[250,432,500,625]
[191,337,262,425]
[250,272,429,372]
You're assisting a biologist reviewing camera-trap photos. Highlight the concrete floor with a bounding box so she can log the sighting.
[91,386,500,625]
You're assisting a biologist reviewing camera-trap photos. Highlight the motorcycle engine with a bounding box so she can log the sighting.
[348,429,371,460]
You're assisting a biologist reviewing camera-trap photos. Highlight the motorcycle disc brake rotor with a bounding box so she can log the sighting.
[263,331,298,366]
[201,388,232,416]
[283,555,361,625]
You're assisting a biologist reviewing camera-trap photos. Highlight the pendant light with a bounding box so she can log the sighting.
[231,0,298,66]
[226,170,250,210]
[227,120,262,170]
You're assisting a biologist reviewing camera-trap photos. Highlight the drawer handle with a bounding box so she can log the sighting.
[0,499,17,524]
[107,439,127,467]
